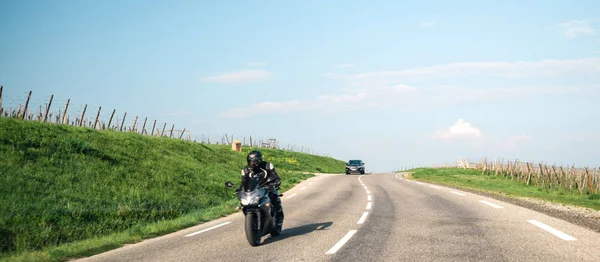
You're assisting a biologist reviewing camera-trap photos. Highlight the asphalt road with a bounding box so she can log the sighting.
[77,173,600,262]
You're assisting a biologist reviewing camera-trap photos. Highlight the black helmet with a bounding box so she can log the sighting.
[247,150,263,168]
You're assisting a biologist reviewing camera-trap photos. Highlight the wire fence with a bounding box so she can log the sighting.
[0,86,330,157]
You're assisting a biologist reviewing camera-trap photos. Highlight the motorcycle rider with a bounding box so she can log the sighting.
[241,150,284,232]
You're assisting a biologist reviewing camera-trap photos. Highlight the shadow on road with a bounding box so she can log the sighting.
[262,221,333,245]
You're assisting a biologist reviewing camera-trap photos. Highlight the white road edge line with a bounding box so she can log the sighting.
[185,222,231,237]
[450,191,466,196]
[326,230,358,254]
[287,193,298,199]
[430,185,441,189]
[527,220,577,241]
[301,186,307,191]
[363,186,368,190]
[367,195,372,201]
[366,202,372,210]
[357,212,369,224]
[415,181,424,185]
[366,190,371,195]
[479,200,504,209]
[309,182,313,185]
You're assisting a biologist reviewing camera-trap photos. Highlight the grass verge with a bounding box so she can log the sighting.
[0,117,344,261]
[406,168,600,211]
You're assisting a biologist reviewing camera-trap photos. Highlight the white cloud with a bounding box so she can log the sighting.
[317,92,366,102]
[334,64,356,68]
[203,69,272,84]
[220,92,368,118]
[326,58,600,82]
[411,84,597,107]
[419,22,436,27]
[433,118,482,140]
[247,62,267,67]
[389,84,417,93]
[558,20,596,38]
[219,100,307,118]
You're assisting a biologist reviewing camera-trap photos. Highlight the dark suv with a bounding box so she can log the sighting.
[346,160,365,175]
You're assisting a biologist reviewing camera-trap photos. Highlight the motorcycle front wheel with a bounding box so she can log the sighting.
[245,212,262,246]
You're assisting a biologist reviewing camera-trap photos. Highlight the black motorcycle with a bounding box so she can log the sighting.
[225,173,283,246]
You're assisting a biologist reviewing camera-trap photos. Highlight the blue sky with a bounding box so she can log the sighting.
[1,0,599,172]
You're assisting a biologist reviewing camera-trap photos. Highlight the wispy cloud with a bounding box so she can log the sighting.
[432,118,482,140]
[219,92,368,118]
[247,62,267,67]
[317,92,366,103]
[221,57,600,118]
[325,58,600,82]
[419,22,436,27]
[220,100,306,118]
[558,20,596,38]
[333,64,356,68]
[203,69,272,84]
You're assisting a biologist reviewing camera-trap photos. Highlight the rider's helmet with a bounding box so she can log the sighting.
[247,150,263,169]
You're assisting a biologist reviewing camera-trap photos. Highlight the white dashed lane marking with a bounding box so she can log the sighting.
[326,230,358,254]
[357,212,369,224]
[527,220,577,241]
[450,191,466,196]
[366,202,372,210]
[479,200,504,209]
[185,222,231,237]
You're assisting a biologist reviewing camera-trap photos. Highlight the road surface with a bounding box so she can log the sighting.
[77,173,600,262]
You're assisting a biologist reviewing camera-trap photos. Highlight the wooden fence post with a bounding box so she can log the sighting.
[585,167,595,196]
[38,105,43,121]
[0,85,3,115]
[106,109,116,130]
[132,116,138,132]
[79,104,87,126]
[22,90,32,120]
[141,117,147,135]
[62,99,70,125]
[119,112,127,131]
[179,128,186,139]
[43,94,54,122]
[93,106,101,130]
[161,123,166,137]
[169,124,174,137]
[151,119,156,136]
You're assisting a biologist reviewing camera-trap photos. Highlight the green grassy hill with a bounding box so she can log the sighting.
[0,117,345,261]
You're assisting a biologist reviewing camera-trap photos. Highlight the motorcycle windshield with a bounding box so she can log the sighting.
[241,176,259,192]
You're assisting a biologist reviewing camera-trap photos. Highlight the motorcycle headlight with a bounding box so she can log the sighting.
[240,196,260,206]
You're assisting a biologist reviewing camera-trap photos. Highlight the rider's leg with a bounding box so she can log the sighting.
[269,191,284,229]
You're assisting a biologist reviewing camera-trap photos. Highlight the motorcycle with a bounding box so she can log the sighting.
[225,173,283,246]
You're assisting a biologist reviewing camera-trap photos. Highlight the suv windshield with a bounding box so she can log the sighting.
[348,160,362,165]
